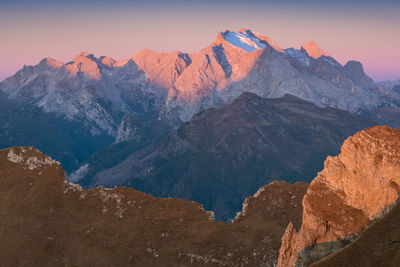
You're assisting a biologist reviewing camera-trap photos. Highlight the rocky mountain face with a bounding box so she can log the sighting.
[0,52,166,136]
[312,198,400,267]
[394,84,400,93]
[277,126,400,267]
[115,114,145,143]
[0,146,308,267]
[343,61,375,89]
[128,49,192,90]
[377,79,400,90]
[301,41,329,59]
[76,92,373,221]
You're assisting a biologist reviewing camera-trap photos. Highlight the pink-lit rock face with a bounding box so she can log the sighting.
[38,58,64,69]
[65,52,102,80]
[251,31,285,54]
[100,56,117,68]
[301,41,329,59]
[277,126,400,267]
[214,30,263,82]
[130,49,192,89]
[161,30,269,121]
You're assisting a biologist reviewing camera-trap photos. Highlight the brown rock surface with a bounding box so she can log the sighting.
[277,126,400,267]
[0,146,308,266]
[311,199,400,267]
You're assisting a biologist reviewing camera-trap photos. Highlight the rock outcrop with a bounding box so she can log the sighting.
[0,146,308,266]
[277,126,400,267]
[343,60,375,88]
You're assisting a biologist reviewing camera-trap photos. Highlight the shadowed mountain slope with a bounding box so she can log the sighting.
[0,97,113,172]
[77,93,373,221]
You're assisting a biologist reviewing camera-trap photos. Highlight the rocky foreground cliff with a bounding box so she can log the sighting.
[277,126,400,267]
[0,147,307,266]
[1,126,400,266]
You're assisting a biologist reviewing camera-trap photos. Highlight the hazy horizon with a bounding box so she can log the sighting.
[1,0,399,82]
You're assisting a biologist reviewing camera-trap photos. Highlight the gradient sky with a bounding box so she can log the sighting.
[1,0,399,82]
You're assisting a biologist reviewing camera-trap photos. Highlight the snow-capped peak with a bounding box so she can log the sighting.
[221,29,268,53]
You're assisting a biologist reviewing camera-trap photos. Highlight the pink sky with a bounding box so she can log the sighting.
[1,3,399,82]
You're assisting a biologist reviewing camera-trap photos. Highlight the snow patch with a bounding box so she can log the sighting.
[222,31,267,52]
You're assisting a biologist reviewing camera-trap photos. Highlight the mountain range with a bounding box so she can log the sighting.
[1,29,397,133]
[1,28,400,220]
